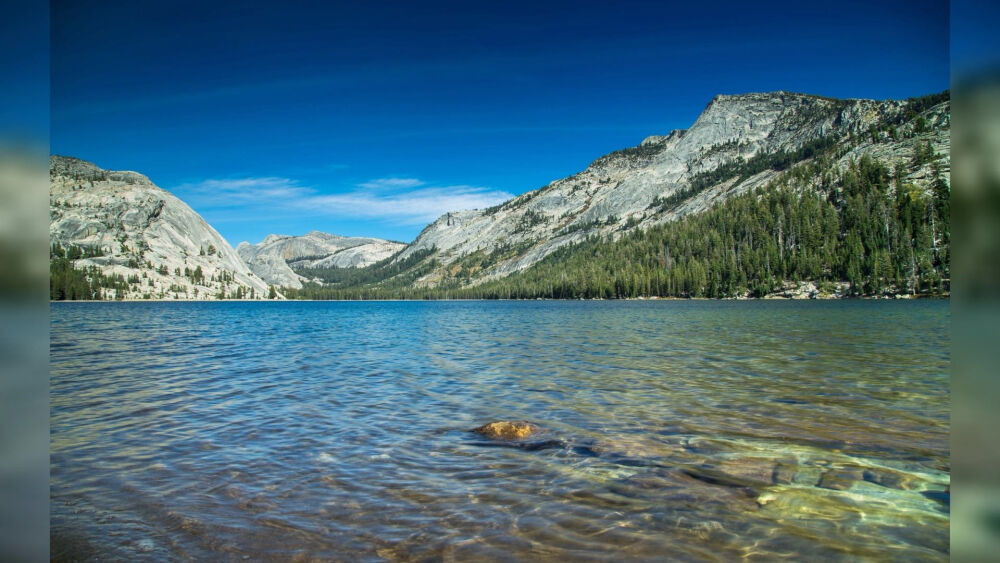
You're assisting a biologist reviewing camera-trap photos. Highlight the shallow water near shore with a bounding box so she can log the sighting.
[50,300,949,561]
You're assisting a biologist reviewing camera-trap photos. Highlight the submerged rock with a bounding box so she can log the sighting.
[817,468,863,491]
[861,468,919,490]
[474,438,567,452]
[681,465,764,492]
[921,489,950,512]
[771,461,798,485]
[473,421,540,440]
[714,458,781,487]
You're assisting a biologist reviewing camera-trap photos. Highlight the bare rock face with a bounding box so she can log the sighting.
[50,156,273,300]
[473,421,541,440]
[389,91,950,288]
[237,231,405,289]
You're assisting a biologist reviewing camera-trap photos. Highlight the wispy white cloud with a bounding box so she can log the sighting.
[172,175,512,226]
[302,184,513,225]
[174,177,313,205]
[357,177,424,191]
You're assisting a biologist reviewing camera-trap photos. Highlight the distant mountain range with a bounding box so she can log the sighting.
[49,156,402,299]
[50,89,950,300]
[236,232,405,289]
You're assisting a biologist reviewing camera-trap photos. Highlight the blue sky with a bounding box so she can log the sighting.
[51,0,950,245]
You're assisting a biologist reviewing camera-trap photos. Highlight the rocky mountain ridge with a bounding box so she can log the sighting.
[50,89,949,300]
[50,155,274,300]
[390,91,949,288]
[236,231,405,289]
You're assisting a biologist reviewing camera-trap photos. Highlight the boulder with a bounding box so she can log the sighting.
[473,421,540,440]
[861,468,920,490]
[817,468,863,491]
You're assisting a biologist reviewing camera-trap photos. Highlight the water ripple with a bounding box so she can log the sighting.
[51,300,949,560]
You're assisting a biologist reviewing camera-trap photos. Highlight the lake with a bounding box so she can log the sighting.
[50,300,950,561]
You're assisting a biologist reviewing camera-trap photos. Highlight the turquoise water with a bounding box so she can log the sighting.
[50,301,949,560]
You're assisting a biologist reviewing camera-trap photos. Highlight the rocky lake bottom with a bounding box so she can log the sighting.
[50,300,949,561]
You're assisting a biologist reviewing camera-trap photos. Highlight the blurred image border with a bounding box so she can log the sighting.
[2,0,997,560]
[0,1,51,560]
[951,0,1000,555]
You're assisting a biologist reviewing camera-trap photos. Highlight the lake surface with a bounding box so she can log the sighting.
[51,301,950,561]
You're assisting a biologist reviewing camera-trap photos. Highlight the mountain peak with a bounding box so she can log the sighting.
[261,234,291,244]
[50,155,153,186]
[305,230,345,240]
[703,91,854,114]
[49,155,273,300]
[640,129,686,147]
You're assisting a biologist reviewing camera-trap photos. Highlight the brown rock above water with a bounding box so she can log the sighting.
[473,421,540,440]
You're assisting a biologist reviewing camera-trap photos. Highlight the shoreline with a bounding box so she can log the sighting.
[50,294,950,303]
